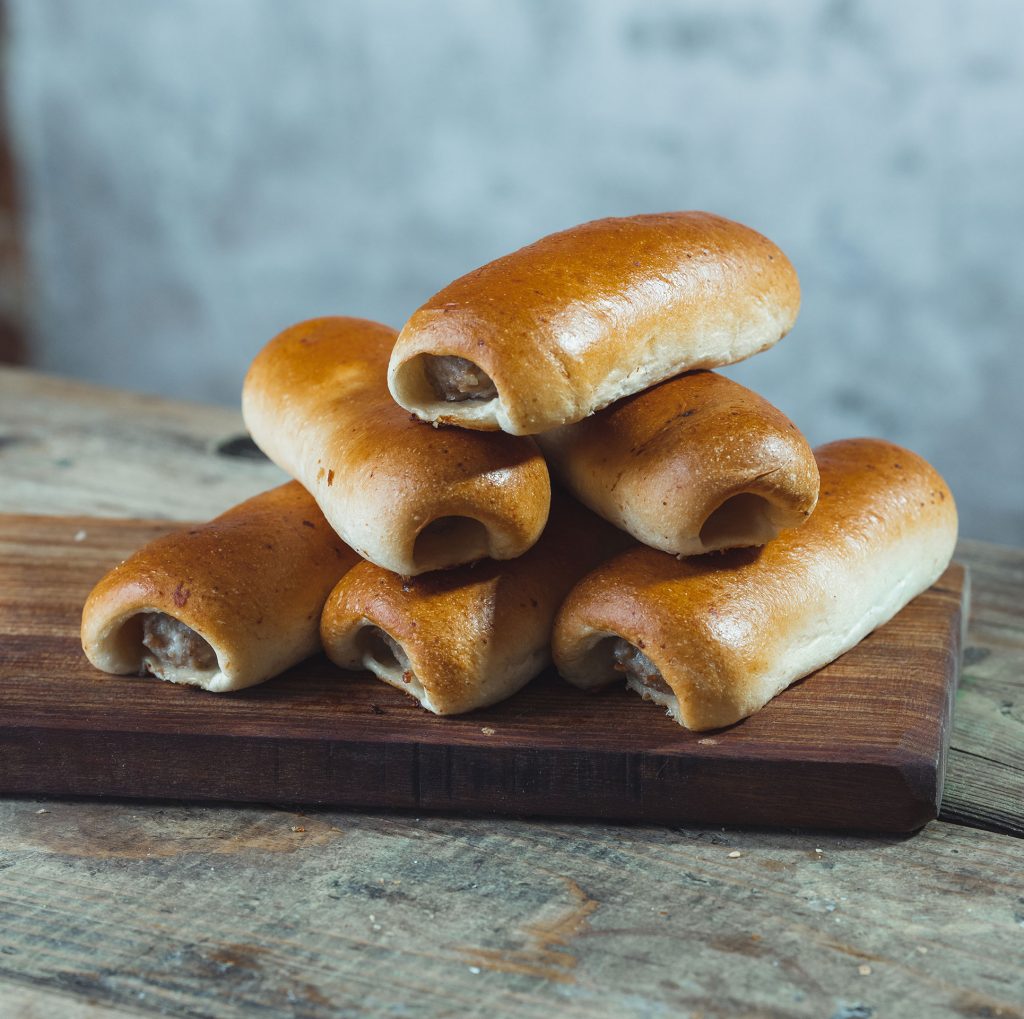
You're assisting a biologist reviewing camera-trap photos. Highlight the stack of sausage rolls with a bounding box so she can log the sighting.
[82,211,958,731]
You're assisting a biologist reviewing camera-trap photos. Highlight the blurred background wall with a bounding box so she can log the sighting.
[2,0,1022,543]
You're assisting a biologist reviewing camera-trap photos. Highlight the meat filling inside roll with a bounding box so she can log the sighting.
[422,355,497,403]
[140,612,218,679]
[611,639,674,699]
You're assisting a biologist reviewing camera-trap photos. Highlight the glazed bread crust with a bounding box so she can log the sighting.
[553,439,958,731]
[536,370,819,555]
[389,212,800,435]
[320,498,628,715]
[81,482,359,692]
[242,317,551,576]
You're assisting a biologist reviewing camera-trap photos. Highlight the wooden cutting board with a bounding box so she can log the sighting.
[0,514,967,832]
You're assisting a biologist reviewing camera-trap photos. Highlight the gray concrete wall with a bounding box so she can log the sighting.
[6,0,1023,542]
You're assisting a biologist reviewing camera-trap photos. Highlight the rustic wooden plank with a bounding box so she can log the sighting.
[940,538,1024,836]
[0,366,284,520]
[0,799,1021,1019]
[0,514,965,832]
[944,751,1024,838]
[0,982,143,1019]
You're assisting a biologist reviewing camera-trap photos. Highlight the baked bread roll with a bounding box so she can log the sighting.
[320,498,627,715]
[81,483,359,692]
[553,439,958,731]
[536,370,819,555]
[389,211,800,435]
[243,316,551,576]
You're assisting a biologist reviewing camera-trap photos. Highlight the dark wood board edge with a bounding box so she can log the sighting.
[0,724,942,833]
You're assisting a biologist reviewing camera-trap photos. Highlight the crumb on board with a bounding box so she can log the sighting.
[728,850,742,858]
[858,964,872,976]
[290,825,306,833]
[481,727,496,735]
[73,530,87,542]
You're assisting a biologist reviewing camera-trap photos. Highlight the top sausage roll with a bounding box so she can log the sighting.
[389,211,800,435]
[536,370,819,556]
[553,439,958,731]
[81,482,359,692]
[242,316,551,576]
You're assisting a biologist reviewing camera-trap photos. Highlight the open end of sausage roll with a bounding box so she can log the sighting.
[412,515,491,573]
[423,355,498,403]
[93,610,230,691]
[695,493,789,554]
[389,354,503,430]
[141,611,219,681]
[567,634,684,722]
[611,639,684,721]
[356,624,436,712]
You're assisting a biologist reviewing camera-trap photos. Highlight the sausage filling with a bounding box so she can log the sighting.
[611,638,673,696]
[141,612,217,674]
[423,356,497,402]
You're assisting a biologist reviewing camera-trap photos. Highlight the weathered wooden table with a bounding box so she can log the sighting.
[1,366,1021,1019]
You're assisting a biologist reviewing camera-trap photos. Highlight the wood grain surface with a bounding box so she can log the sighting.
[941,539,1024,838]
[1,513,965,832]
[1,366,1022,1019]
[0,801,1021,1019]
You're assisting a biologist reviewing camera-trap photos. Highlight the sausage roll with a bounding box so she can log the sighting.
[242,316,551,576]
[81,482,359,692]
[389,211,800,435]
[553,439,958,730]
[320,497,628,715]
[536,370,819,556]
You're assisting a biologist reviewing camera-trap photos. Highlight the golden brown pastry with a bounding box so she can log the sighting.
[389,211,800,434]
[553,439,958,730]
[242,316,551,576]
[536,370,819,555]
[81,482,358,692]
[320,497,628,715]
